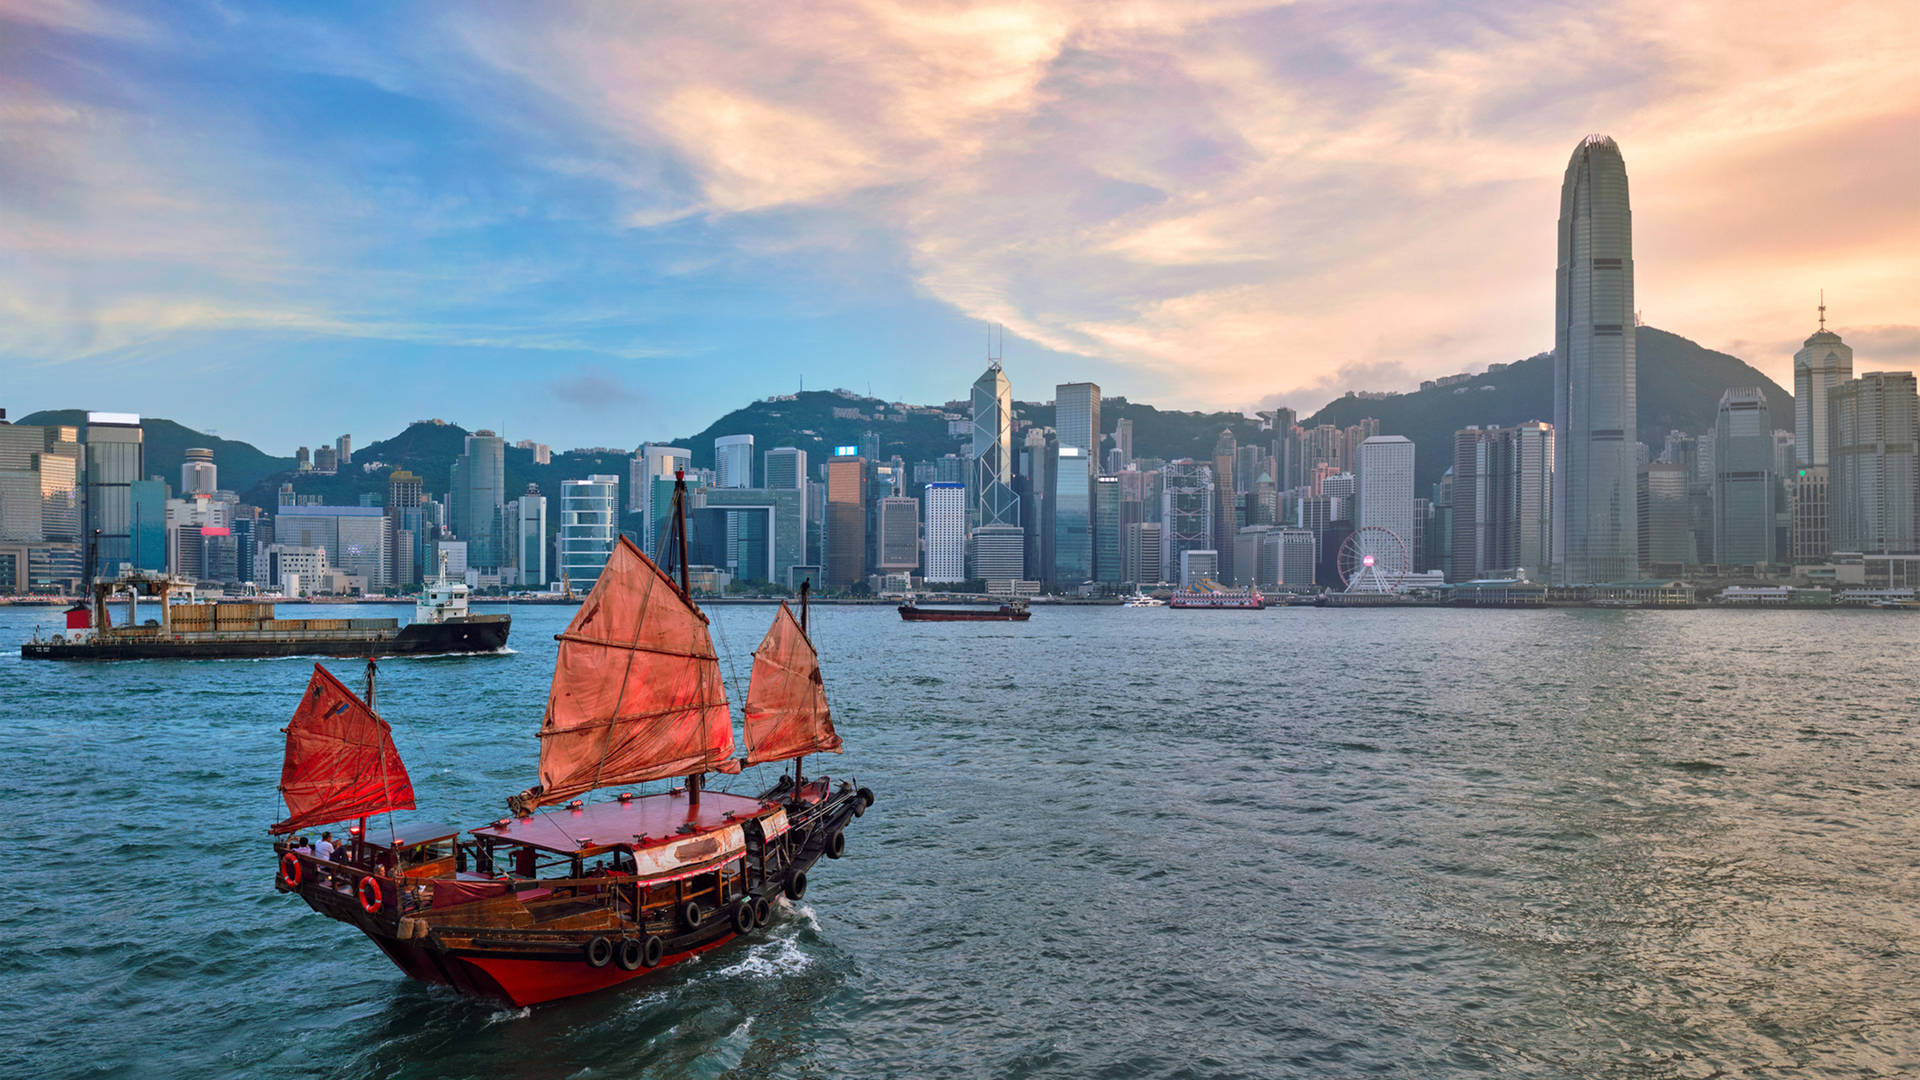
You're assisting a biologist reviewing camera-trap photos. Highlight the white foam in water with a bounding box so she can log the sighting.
[707,920,814,979]
[485,1005,532,1025]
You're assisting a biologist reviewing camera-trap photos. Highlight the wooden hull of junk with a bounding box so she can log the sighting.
[275,781,871,1007]
[896,604,1031,622]
[21,615,509,660]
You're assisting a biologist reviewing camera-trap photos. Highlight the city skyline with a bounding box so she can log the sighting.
[7,3,1917,452]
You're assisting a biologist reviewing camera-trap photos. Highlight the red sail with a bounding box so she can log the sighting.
[272,664,415,835]
[742,601,843,765]
[526,536,737,809]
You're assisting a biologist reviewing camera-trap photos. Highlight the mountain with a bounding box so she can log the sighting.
[1304,326,1792,491]
[19,325,1789,507]
[15,410,296,493]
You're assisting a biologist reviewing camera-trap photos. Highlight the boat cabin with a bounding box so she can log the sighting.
[355,822,462,878]
[444,789,789,925]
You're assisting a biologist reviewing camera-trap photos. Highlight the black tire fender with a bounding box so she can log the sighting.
[617,936,645,971]
[585,935,614,968]
[731,897,755,935]
[857,786,875,808]
[783,869,808,901]
[679,900,704,930]
[826,829,846,859]
[642,935,664,968]
[753,895,773,928]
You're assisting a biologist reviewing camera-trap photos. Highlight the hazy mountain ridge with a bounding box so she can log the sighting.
[19,325,1789,506]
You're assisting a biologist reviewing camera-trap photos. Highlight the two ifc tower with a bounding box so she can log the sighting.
[1553,134,1638,586]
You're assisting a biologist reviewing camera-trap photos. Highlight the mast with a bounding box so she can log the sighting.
[673,468,701,807]
[795,579,809,789]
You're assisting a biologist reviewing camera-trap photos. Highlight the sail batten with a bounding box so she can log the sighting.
[272,664,415,835]
[521,536,737,810]
[742,602,843,765]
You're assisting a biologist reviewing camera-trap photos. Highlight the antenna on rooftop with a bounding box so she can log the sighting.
[1819,289,1827,331]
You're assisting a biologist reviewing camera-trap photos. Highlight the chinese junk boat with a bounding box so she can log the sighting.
[269,474,872,1006]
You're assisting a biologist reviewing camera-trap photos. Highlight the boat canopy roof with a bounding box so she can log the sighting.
[356,822,461,851]
[471,789,769,856]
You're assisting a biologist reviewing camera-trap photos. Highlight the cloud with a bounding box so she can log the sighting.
[548,367,646,412]
[1846,325,1920,364]
[3,0,1916,428]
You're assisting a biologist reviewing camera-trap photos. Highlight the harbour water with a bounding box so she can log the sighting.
[4,604,1918,1078]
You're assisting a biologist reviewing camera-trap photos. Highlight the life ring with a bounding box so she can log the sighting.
[280,852,303,888]
[678,900,704,930]
[730,897,755,934]
[752,895,773,928]
[357,876,383,914]
[585,935,614,968]
[642,935,663,968]
[826,830,846,859]
[617,937,645,971]
[783,870,808,901]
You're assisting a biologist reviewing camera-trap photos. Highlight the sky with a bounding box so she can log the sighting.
[4,0,1916,454]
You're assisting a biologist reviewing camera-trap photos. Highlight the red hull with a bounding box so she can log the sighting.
[373,932,740,1006]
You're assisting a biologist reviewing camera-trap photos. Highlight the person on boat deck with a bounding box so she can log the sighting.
[314,833,335,861]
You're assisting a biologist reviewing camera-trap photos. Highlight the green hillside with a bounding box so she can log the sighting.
[16,410,295,492]
[20,325,1789,506]
[1306,326,1791,491]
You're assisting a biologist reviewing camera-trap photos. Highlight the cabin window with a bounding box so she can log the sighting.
[400,841,454,870]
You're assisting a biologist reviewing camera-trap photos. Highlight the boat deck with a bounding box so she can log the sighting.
[470,789,769,855]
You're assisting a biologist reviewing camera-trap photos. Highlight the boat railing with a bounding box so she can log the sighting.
[281,850,413,919]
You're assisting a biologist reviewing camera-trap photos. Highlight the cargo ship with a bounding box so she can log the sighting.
[21,564,509,660]
[1168,584,1266,610]
[897,597,1031,622]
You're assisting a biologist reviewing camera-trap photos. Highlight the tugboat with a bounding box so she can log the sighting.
[896,595,1031,622]
[268,472,870,1006]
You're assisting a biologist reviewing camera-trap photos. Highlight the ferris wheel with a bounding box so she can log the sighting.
[1339,526,1411,593]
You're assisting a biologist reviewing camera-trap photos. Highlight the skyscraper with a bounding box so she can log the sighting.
[1552,134,1638,584]
[83,412,144,579]
[559,475,619,591]
[1356,435,1416,553]
[1049,446,1092,587]
[714,434,754,489]
[969,363,1019,530]
[452,429,506,570]
[1160,460,1213,583]
[1829,371,1919,555]
[825,453,868,588]
[1093,475,1122,584]
[1794,304,1853,468]
[181,448,217,495]
[1211,429,1238,584]
[1113,417,1134,470]
[1638,463,1691,570]
[1712,388,1779,567]
[633,444,691,555]
[387,469,425,586]
[517,485,547,587]
[923,482,966,583]
[1055,382,1102,454]
[875,496,919,576]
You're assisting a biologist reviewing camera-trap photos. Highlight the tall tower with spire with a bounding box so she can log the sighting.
[969,362,1019,530]
[1794,293,1853,468]
[1551,134,1638,584]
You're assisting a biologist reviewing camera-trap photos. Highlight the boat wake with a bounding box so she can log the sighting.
[483,1006,532,1025]
[708,911,817,980]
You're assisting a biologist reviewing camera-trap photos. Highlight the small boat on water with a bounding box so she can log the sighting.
[1122,592,1165,608]
[897,596,1031,621]
[269,473,871,1007]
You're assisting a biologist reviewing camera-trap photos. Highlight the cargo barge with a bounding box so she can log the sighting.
[897,598,1031,622]
[21,566,509,660]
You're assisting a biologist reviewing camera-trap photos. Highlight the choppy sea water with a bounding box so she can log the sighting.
[3,602,1918,1079]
